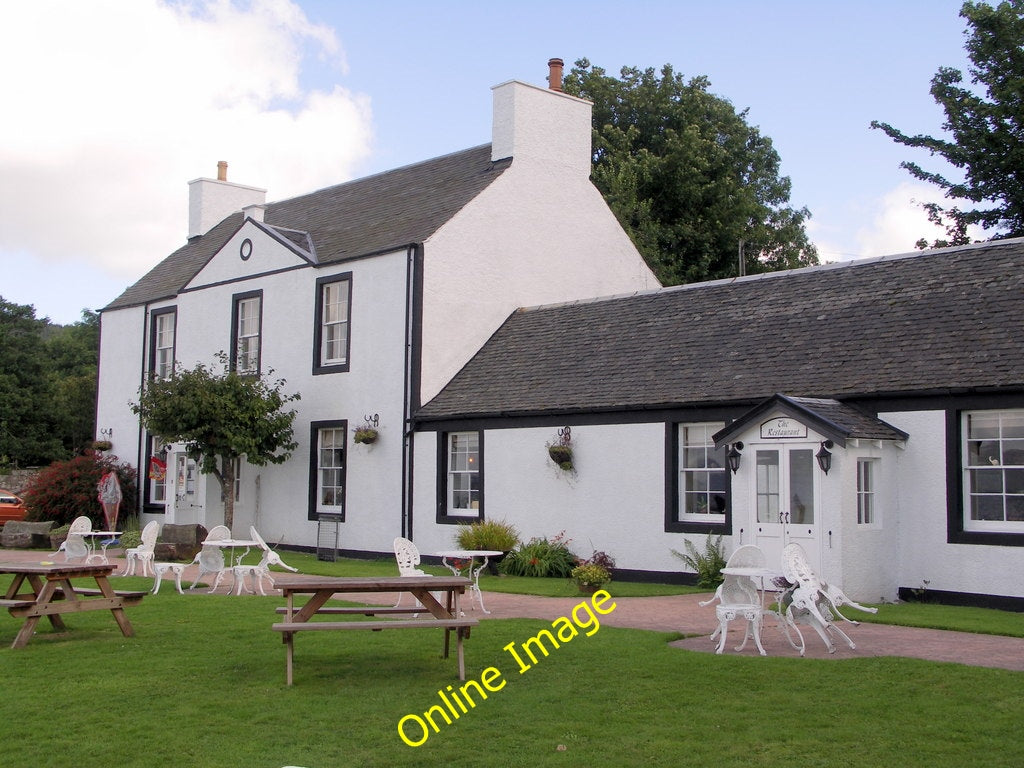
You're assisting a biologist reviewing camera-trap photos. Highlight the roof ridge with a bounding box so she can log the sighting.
[517,236,1024,314]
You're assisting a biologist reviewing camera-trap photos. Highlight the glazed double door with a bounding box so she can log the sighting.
[749,444,820,571]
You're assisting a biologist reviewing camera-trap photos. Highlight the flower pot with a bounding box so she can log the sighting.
[576,583,601,595]
[353,429,378,445]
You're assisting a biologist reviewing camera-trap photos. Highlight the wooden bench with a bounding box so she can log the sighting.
[0,599,37,610]
[53,587,148,601]
[272,616,479,685]
[274,606,422,616]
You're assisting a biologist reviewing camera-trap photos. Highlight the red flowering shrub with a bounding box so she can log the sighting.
[22,451,138,527]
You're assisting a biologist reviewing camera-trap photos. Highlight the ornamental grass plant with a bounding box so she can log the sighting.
[0,565,1022,768]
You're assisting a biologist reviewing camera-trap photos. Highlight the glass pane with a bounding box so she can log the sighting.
[1003,440,1024,466]
[789,449,814,525]
[756,451,779,523]
[968,412,1000,440]
[1007,495,1024,521]
[970,495,1003,521]
[970,468,1003,494]
[1003,411,1024,439]
[683,447,706,469]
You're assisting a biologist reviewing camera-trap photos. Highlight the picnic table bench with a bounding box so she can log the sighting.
[272,575,478,685]
[0,561,145,648]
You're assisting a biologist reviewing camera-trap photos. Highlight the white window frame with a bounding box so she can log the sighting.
[316,426,346,514]
[446,432,480,517]
[232,293,262,375]
[678,423,728,523]
[856,458,878,526]
[962,409,1024,533]
[148,436,167,505]
[321,280,349,365]
[153,311,175,380]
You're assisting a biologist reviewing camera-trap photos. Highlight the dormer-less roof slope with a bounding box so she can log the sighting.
[104,144,511,310]
[415,239,1024,421]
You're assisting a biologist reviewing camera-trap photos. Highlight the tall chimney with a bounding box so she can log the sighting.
[547,58,564,92]
[187,162,266,239]
[217,160,228,181]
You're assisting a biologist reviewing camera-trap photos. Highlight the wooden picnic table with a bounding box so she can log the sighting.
[0,561,146,648]
[272,575,478,685]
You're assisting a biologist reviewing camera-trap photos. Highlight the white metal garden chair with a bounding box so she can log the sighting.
[393,537,440,613]
[189,524,231,592]
[780,542,877,653]
[232,526,298,595]
[699,544,769,655]
[121,520,159,576]
[53,516,92,562]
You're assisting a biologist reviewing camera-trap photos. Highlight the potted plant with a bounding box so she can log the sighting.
[571,562,611,594]
[546,426,574,471]
[353,427,379,444]
[92,440,113,452]
[455,519,520,574]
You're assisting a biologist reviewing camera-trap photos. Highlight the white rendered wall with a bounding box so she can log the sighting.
[414,423,719,575]
[102,242,411,549]
[96,306,149,474]
[884,410,1024,600]
[420,167,657,403]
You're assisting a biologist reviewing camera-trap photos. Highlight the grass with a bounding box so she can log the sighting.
[0,557,1022,767]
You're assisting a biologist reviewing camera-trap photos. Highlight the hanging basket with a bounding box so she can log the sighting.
[353,428,379,445]
[547,444,573,470]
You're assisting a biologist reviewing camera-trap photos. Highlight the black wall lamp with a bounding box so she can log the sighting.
[727,442,743,474]
[816,440,834,474]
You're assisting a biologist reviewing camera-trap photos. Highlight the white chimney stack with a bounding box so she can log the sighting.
[187,161,267,239]
[490,58,592,176]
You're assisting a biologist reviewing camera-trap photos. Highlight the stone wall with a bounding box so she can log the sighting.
[0,469,40,495]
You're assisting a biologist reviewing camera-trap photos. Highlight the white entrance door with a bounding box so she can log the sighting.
[751,445,820,570]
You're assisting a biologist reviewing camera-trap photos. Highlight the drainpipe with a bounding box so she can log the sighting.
[400,244,424,539]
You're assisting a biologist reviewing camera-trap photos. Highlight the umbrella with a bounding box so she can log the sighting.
[97,471,122,531]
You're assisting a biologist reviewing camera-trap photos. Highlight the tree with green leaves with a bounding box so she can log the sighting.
[131,356,300,529]
[562,59,818,285]
[871,1,1024,247]
[0,297,62,466]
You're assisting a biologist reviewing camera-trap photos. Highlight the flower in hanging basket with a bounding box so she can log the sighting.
[92,440,113,452]
[353,427,379,445]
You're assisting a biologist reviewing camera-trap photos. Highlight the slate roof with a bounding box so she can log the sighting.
[415,239,1024,422]
[105,144,511,310]
[713,395,910,448]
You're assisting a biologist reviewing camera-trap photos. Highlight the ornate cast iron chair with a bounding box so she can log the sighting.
[121,520,159,577]
[699,544,768,655]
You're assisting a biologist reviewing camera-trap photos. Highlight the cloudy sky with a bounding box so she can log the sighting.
[1,0,974,324]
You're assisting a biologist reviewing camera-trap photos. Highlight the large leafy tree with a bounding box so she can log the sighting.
[0,298,63,465]
[563,59,818,285]
[132,356,300,529]
[871,1,1024,247]
[0,300,100,467]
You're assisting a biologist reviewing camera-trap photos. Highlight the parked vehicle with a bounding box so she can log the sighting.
[0,490,28,522]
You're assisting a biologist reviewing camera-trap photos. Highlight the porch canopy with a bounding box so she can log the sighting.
[712,394,909,449]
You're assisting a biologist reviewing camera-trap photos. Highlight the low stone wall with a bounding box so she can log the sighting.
[0,469,40,495]
[1,520,54,549]
[154,523,208,562]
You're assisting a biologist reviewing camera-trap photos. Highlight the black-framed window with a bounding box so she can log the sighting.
[149,307,176,379]
[666,422,731,534]
[313,273,352,375]
[230,289,262,375]
[308,420,347,521]
[961,409,1024,534]
[437,431,483,523]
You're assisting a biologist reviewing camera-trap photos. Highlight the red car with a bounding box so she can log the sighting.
[0,489,28,522]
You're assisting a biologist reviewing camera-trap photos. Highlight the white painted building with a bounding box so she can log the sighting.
[96,64,657,556]
[97,62,1024,607]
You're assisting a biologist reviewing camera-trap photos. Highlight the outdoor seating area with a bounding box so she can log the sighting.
[699,542,877,657]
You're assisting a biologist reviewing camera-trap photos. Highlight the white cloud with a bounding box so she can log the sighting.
[812,182,988,264]
[0,0,373,280]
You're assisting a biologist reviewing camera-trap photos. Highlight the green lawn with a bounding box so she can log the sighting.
[0,560,1021,767]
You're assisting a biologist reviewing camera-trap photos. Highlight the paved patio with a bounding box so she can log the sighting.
[2,547,1022,671]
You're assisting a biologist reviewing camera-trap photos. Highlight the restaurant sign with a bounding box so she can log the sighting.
[760,418,808,439]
